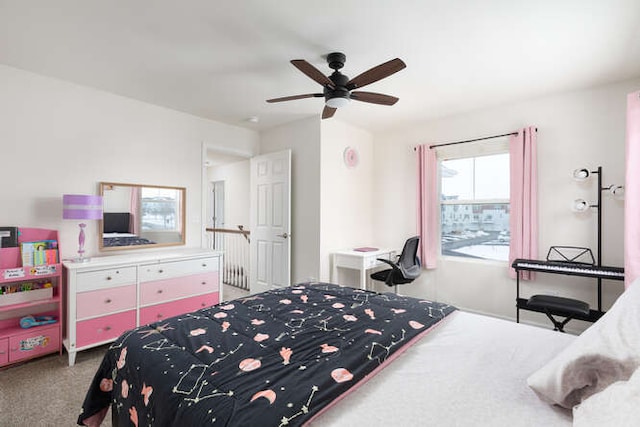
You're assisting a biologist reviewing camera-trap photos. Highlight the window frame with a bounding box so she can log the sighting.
[437,142,511,263]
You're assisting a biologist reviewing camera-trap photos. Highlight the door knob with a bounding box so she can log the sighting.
[277,232,289,239]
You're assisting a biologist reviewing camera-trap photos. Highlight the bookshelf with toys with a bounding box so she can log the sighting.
[0,227,62,367]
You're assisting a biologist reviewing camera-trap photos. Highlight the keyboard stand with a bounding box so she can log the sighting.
[512,258,624,326]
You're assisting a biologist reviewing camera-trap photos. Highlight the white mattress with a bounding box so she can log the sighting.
[310,311,575,427]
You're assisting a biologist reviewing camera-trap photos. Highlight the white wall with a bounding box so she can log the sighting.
[319,120,375,284]
[207,160,250,230]
[0,64,259,259]
[258,117,376,286]
[260,117,322,283]
[102,185,131,212]
[373,78,640,332]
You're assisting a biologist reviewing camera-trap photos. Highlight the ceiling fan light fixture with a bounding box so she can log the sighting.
[326,97,350,109]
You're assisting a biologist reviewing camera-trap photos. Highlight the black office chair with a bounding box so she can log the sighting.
[370,236,421,293]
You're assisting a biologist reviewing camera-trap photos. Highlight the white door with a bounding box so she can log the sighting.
[250,150,291,294]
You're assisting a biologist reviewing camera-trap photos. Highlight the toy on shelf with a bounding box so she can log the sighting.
[19,315,58,329]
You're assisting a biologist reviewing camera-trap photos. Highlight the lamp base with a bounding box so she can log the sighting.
[69,256,91,263]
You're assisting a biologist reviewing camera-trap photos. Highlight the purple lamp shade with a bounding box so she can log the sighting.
[63,194,103,220]
[63,194,103,262]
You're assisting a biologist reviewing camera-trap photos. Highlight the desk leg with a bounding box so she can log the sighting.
[360,269,367,291]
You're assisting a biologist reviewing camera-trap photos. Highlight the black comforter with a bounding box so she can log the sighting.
[79,282,455,426]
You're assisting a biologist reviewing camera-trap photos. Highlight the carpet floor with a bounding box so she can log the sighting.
[0,284,249,426]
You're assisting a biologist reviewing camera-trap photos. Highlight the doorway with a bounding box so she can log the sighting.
[203,146,292,295]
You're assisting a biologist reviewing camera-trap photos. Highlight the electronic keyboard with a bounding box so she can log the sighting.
[512,258,624,280]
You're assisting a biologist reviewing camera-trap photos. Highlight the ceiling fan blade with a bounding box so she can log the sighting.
[346,58,406,90]
[291,59,335,88]
[266,93,323,103]
[350,91,399,106]
[322,106,337,119]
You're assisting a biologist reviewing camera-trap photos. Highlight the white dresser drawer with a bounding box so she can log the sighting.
[76,266,137,292]
[139,256,218,282]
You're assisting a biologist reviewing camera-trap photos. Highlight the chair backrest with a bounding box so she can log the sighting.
[398,236,421,279]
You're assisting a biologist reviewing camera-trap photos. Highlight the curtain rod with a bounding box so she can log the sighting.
[412,128,538,151]
[427,131,518,149]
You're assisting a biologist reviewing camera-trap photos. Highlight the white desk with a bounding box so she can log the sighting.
[331,248,396,290]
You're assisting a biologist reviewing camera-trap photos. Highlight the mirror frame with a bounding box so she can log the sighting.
[99,182,186,251]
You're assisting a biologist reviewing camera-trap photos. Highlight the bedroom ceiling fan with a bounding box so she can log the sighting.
[266,52,406,119]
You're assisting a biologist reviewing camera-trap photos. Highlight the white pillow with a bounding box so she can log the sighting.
[573,367,640,427]
[527,280,640,408]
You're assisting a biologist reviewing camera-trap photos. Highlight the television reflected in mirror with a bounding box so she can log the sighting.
[99,182,186,251]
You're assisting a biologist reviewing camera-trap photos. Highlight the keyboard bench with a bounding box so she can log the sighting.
[526,294,590,332]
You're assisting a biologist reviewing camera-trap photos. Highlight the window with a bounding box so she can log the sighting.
[440,153,510,261]
[140,187,181,232]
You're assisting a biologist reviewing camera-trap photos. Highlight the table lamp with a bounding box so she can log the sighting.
[63,194,103,262]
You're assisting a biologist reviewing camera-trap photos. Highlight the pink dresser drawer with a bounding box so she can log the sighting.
[76,310,136,348]
[76,284,137,319]
[140,292,219,325]
[0,338,8,366]
[140,272,219,306]
[9,325,60,363]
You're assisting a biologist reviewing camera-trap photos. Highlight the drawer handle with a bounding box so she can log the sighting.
[104,326,112,331]
[0,350,6,355]
[105,299,112,304]
[158,269,164,273]
[106,276,112,281]
[157,289,163,294]
[201,281,207,285]
[201,302,206,307]
[157,314,163,319]
[202,263,207,267]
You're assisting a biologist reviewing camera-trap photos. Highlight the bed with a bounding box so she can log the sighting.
[78,281,640,426]
[102,212,155,247]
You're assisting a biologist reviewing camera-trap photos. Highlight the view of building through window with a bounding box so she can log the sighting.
[141,188,180,232]
[440,153,510,261]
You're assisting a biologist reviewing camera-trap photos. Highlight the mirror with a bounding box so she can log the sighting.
[99,182,186,251]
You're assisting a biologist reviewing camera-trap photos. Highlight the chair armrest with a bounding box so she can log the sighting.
[376,258,397,268]
[376,258,401,285]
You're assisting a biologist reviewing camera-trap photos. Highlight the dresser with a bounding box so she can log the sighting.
[63,249,222,366]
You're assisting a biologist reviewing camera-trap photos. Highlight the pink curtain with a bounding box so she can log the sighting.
[625,91,640,289]
[130,187,140,235]
[509,127,538,279]
[416,144,438,269]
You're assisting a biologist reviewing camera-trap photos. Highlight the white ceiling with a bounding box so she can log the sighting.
[1,0,639,133]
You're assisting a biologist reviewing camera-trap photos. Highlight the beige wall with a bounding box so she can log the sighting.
[319,120,375,284]
[372,78,640,332]
[3,61,637,334]
[207,160,251,230]
[260,117,322,284]
[0,64,259,259]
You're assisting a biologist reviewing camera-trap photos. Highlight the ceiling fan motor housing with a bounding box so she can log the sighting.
[325,71,350,103]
